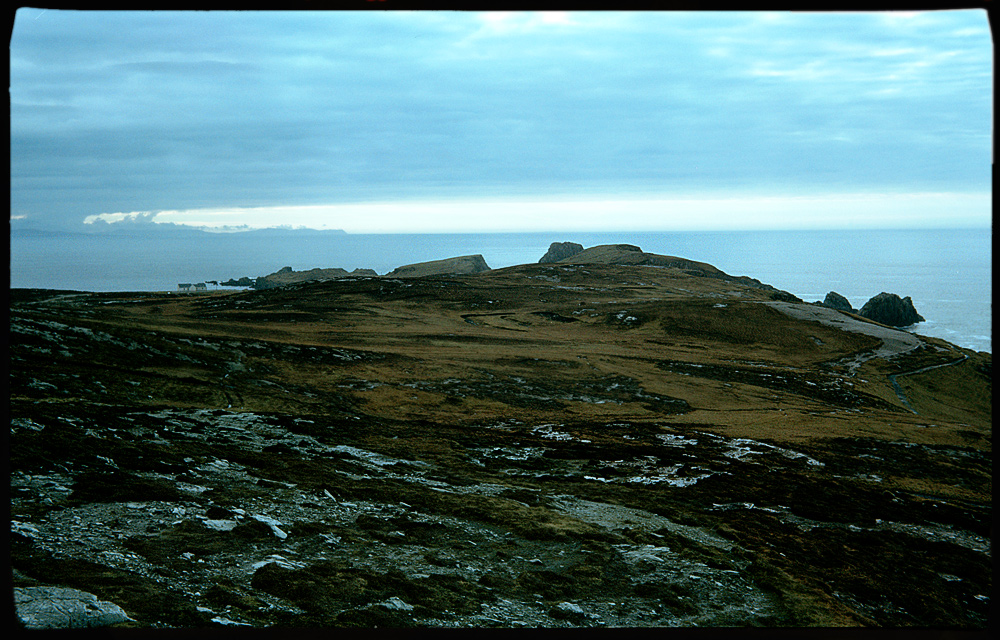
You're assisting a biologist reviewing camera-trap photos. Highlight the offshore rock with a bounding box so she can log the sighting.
[539,242,584,263]
[858,292,925,327]
[821,292,855,313]
[14,586,133,629]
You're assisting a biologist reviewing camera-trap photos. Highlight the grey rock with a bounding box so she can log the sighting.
[539,242,584,263]
[251,514,288,539]
[550,601,587,620]
[858,292,925,327]
[380,597,415,611]
[820,291,854,312]
[14,586,133,629]
[557,602,585,615]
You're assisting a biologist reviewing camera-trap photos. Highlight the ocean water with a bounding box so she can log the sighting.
[9,228,991,353]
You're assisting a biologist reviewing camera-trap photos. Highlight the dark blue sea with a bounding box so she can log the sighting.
[9,228,991,353]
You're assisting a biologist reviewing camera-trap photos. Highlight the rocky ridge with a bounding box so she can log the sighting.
[252,267,379,290]
[550,243,788,296]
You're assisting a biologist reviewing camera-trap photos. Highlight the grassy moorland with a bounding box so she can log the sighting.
[9,257,990,628]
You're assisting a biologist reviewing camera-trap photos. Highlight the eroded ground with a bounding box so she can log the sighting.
[8,263,991,628]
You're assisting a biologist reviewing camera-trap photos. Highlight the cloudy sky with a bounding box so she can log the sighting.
[9,9,993,233]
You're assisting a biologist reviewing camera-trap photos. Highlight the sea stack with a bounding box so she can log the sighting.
[858,292,925,327]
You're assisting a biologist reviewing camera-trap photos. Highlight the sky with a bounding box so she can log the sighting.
[9,9,993,234]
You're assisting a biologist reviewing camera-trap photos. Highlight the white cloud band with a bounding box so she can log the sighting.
[89,191,991,233]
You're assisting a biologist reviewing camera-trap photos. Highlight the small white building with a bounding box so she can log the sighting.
[178,283,193,292]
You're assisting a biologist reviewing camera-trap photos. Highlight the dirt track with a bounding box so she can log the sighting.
[761,301,924,369]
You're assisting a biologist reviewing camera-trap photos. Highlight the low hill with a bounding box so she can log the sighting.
[558,243,726,274]
[553,243,787,295]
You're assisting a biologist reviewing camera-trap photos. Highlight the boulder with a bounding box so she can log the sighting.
[539,242,584,263]
[858,292,925,327]
[14,586,133,629]
[821,291,855,312]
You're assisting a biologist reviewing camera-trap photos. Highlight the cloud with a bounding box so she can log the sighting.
[89,191,991,234]
[9,9,993,231]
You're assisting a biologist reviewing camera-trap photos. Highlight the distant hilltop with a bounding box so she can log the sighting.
[388,255,490,278]
[543,242,726,274]
[538,241,787,296]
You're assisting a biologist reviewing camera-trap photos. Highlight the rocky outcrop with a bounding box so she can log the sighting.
[250,267,379,290]
[221,277,255,287]
[820,292,855,313]
[389,255,491,278]
[539,242,583,263]
[858,292,925,327]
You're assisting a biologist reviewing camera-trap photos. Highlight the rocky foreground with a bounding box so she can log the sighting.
[8,248,992,629]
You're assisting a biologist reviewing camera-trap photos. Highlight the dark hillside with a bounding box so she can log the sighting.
[9,258,990,629]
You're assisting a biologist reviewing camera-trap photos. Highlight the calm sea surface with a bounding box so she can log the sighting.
[10,228,991,353]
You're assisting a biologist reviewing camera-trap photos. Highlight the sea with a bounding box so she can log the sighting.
[9,227,992,354]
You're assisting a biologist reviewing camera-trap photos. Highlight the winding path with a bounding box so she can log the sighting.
[887,354,970,414]
[761,301,924,369]
[761,301,970,414]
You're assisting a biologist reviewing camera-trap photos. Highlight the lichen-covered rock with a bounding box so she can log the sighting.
[858,292,925,327]
[539,242,584,263]
[14,586,133,629]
